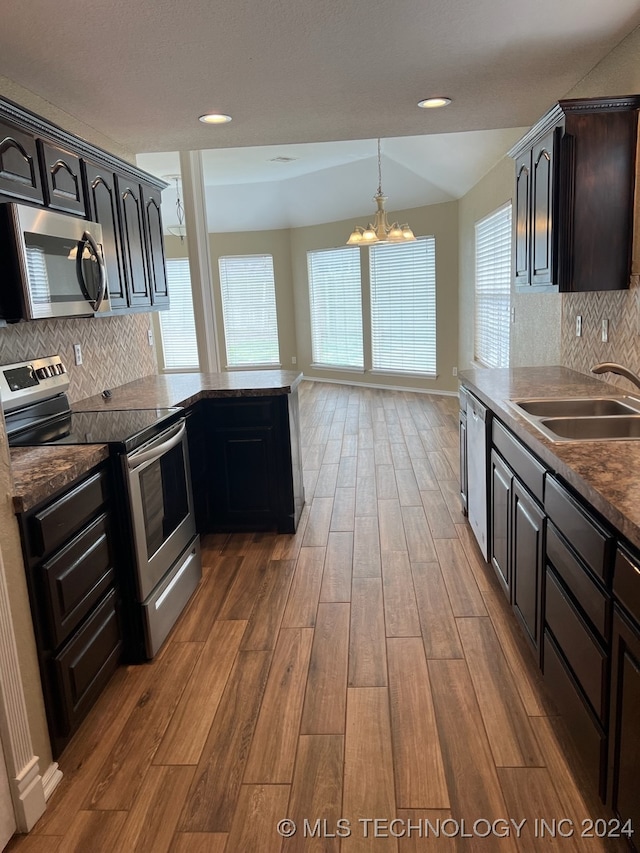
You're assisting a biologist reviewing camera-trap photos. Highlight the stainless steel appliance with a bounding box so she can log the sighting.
[2,354,201,659]
[0,203,109,321]
[466,390,490,560]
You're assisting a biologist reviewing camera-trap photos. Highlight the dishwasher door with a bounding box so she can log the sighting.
[466,393,490,560]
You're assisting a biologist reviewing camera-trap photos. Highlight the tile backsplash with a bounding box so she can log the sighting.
[0,313,157,403]
[561,275,640,393]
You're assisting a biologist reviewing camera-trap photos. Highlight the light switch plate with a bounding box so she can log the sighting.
[576,315,582,337]
[602,319,609,343]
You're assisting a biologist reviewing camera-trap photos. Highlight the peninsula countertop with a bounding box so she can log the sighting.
[459,365,640,551]
[10,369,303,513]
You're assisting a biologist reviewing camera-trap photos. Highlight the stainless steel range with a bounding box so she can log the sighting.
[1,354,201,659]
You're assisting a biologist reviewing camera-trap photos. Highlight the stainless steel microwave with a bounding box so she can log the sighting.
[0,202,109,321]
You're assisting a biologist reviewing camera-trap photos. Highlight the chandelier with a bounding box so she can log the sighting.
[346,138,416,246]
[166,175,186,242]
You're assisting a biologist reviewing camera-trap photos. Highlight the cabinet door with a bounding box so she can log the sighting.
[208,398,280,531]
[116,176,152,309]
[512,478,544,655]
[142,185,169,308]
[0,120,43,203]
[490,450,511,598]
[84,161,128,309]
[608,606,640,833]
[530,130,556,286]
[514,152,531,287]
[39,140,85,215]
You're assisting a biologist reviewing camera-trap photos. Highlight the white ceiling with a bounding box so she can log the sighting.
[136,130,526,231]
[2,0,639,231]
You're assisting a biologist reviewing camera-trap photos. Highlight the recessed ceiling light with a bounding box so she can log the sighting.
[417,97,452,109]
[198,113,232,124]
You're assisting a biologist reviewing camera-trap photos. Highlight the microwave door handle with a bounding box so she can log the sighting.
[127,421,187,470]
[76,231,107,312]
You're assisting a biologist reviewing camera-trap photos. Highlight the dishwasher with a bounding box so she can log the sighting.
[465,391,491,560]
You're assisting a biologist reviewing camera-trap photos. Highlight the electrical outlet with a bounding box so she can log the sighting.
[602,319,609,343]
[452,367,458,377]
[576,315,582,337]
[73,344,82,366]
[147,328,154,347]
[291,356,297,365]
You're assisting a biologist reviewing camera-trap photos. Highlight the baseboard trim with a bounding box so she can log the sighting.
[302,374,458,397]
[41,763,63,802]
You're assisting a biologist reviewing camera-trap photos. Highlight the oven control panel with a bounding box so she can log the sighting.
[0,355,69,413]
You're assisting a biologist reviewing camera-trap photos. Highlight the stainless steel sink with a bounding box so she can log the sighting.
[539,415,640,440]
[508,395,640,441]
[512,396,640,418]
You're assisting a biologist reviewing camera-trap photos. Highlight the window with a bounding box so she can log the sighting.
[158,258,199,370]
[307,247,363,369]
[218,254,280,367]
[369,237,437,375]
[474,203,512,368]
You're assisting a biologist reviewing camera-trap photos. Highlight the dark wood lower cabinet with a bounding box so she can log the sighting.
[512,478,544,653]
[608,606,640,840]
[490,449,511,597]
[190,391,304,535]
[18,464,122,757]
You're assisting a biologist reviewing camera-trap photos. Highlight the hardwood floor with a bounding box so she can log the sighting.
[8,381,624,852]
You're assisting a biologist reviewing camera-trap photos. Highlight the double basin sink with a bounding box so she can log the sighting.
[509,395,640,441]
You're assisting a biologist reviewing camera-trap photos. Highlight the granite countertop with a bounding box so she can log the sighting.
[11,444,110,513]
[10,369,303,514]
[71,369,303,411]
[459,365,640,551]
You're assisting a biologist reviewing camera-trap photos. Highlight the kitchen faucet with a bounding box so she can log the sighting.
[591,362,640,392]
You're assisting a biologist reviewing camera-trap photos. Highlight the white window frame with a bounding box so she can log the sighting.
[218,254,281,369]
[156,257,199,372]
[369,237,437,377]
[307,246,364,371]
[474,202,512,369]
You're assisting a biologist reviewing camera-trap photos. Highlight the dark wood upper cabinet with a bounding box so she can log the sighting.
[513,154,531,287]
[510,95,640,293]
[38,140,85,215]
[84,161,129,310]
[143,186,169,308]
[0,119,44,203]
[116,176,152,309]
[0,96,170,315]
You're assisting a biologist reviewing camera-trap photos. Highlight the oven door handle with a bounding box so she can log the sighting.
[127,420,186,470]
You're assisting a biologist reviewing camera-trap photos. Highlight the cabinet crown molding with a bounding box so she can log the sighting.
[0,96,166,191]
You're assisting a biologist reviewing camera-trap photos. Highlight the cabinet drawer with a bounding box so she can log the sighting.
[53,588,121,735]
[492,419,545,502]
[42,512,115,648]
[546,522,609,640]
[28,468,110,559]
[546,568,606,719]
[613,545,640,625]
[543,631,605,795]
[544,476,613,582]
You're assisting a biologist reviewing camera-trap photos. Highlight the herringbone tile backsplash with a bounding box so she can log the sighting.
[0,314,157,403]
[561,275,640,393]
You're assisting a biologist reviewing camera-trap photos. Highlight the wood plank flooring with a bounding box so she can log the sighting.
[8,381,625,852]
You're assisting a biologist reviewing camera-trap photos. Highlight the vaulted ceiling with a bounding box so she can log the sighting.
[2,0,639,230]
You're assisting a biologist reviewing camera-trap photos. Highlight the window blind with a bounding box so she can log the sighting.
[307,246,363,369]
[158,258,199,369]
[369,237,437,375]
[474,203,512,368]
[218,254,280,367]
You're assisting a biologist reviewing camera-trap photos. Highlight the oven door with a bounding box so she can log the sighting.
[125,418,196,602]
